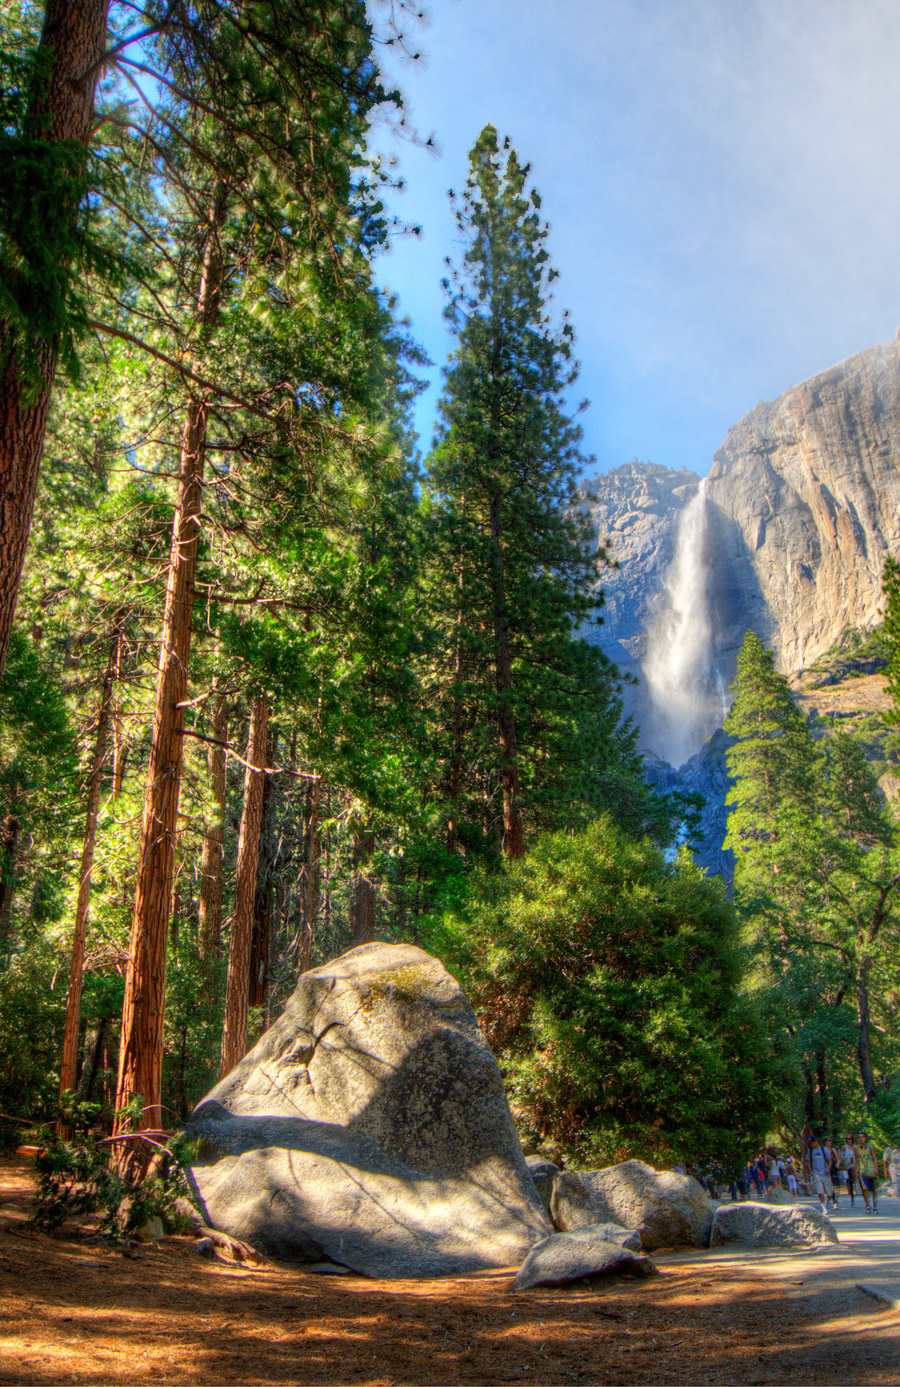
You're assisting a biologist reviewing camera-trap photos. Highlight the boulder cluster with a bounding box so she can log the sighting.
[185,943,836,1286]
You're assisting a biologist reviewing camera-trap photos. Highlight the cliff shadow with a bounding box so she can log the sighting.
[704,499,775,700]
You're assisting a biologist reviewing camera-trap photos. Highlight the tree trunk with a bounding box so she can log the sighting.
[248,740,273,1007]
[856,953,878,1100]
[815,1047,828,1129]
[198,689,228,960]
[58,626,118,1126]
[300,775,323,972]
[488,493,523,859]
[0,0,111,681]
[112,626,126,799]
[219,697,269,1078]
[351,829,376,945]
[114,188,226,1146]
[0,813,19,939]
[446,508,466,852]
[78,1015,106,1103]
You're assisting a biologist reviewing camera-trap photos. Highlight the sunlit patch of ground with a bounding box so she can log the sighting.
[0,1158,896,1385]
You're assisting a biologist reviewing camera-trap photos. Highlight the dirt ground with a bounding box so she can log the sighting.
[0,1158,897,1386]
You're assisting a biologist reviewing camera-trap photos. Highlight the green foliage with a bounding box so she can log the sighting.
[724,627,900,1123]
[885,557,900,726]
[0,938,66,1134]
[163,938,227,1123]
[866,1088,900,1147]
[724,630,815,862]
[32,1128,198,1238]
[0,25,137,392]
[431,816,783,1168]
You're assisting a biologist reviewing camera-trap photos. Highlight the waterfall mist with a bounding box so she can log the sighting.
[642,479,726,767]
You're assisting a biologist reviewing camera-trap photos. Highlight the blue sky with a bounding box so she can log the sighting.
[371,0,900,476]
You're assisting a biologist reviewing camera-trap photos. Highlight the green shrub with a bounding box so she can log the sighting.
[431,816,788,1169]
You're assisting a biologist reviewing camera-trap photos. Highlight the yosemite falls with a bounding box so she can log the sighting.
[642,479,725,767]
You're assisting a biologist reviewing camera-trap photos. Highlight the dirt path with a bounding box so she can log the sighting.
[0,1159,897,1385]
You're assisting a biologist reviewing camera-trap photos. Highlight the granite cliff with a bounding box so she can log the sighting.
[582,334,900,764]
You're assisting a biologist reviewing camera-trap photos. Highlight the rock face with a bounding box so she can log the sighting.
[549,1161,712,1251]
[513,1229,655,1290]
[710,1202,838,1248]
[185,943,551,1277]
[580,336,900,755]
[707,338,900,677]
[580,461,701,687]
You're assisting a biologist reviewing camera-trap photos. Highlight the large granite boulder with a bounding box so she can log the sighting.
[185,942,551,1277]
[513,1228,656,1290]
[550,1161,712,1250]
[710,1202,838,1249]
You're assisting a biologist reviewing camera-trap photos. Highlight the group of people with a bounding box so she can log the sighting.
[733,1132,900,1214]
[802,1130,882,1213]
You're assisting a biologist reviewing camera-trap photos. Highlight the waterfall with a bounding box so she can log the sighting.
[642,479,725,767]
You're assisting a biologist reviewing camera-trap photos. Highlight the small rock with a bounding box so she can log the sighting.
[514,1229,656,1290]
[710,1201,838,1248]
[550,1161,712,1250]
[195,1237,215,1257]
[135,1215,164,1242]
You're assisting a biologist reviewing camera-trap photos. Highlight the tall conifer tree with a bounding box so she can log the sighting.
[425,125,627,859]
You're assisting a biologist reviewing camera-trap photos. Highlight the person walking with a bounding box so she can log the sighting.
[840,1135,857,1207]
[808,1135,833,1215]
[882,1143,900,1197]
[785,1157,798,1198]
[857,1132,878,1213]
[821,1136,839,1211]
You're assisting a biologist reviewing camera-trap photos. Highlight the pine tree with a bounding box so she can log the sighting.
[724,630,815,865]
[725,629,900,1107]
[424,126,629,860]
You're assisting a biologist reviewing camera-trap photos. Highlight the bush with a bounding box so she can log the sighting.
[432,816,787,1169]
[0,940,67,1139]
[32,1125,198,1238]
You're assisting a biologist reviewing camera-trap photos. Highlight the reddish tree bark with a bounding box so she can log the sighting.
[0,0,111,680]
[58,626,119,1125]
[0,814,19,939]
[299,774,323,972]
[114,189,226,1145]
[220,697,269,1078]
[248,738,273,1007]
[198,689,228,960]
[350,828,376,945]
